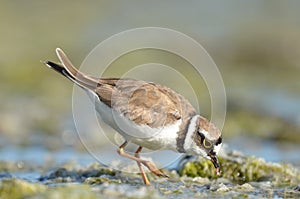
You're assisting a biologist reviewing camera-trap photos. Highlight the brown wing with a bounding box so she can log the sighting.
[45,49,196,128]
[95,78,196,128]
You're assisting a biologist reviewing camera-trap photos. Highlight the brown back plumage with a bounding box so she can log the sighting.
[96,78,195,128]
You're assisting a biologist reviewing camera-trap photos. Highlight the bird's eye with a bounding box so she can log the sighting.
[203,139,212,149]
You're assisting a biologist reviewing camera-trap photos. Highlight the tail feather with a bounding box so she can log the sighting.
[44,48,99,91]
[44,61,75,80]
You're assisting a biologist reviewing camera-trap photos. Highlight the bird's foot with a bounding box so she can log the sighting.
[142,160,169,178]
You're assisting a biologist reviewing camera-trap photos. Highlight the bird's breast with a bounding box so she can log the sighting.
[94,98,181,151]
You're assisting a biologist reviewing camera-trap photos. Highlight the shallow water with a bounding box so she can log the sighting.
[1,135,299,181]
[0,146,94,166]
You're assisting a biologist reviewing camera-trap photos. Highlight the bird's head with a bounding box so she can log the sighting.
[184,115,222,175]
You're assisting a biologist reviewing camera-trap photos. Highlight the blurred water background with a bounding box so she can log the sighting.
[0,1,300,169]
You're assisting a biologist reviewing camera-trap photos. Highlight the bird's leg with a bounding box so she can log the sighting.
[135,146,150,185]
[117,141,168,181]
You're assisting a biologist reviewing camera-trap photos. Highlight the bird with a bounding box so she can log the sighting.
[44,48,223,185]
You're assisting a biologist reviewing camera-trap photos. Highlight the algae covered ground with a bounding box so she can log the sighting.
[0,148,299,199]
[1,1,300,199]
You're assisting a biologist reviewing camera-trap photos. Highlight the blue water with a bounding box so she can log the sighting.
[0,146,94,166]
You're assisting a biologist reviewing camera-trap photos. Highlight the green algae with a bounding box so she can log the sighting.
[0,178,99,199]
[84,177,121,185]
[29,185,98,199]
[0,178,46,199]
[79,162,116,177]
[179,150,300,186]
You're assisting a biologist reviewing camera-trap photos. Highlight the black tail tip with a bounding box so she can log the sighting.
[43,60,53,68]
[43,61,65,74]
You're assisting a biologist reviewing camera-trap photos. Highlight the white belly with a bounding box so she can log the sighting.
[91,93,180,151]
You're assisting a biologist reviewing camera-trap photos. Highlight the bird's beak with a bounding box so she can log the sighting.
[209,153,221,176]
